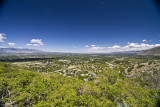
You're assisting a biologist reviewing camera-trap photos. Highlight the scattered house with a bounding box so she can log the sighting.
[84,79,88,82]
[105,62,113,67]
[68,65,77,69]
[63,70,66,73]
[80,74,85,76]
[116,58,124,60]
[59,59,71,63]
[54,69,97,81]
[94,80,100,83]
[108,64,113,68]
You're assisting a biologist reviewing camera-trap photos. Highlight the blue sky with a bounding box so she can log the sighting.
[0,0,160,53]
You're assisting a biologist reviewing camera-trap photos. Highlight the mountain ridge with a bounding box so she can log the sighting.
[138,46,160,55]
[0,47,160,55]
[0,48,46,55]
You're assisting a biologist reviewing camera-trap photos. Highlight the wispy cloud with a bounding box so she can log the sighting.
[26,39,43,46]
[85,45,89,48]
[0,33,6,42]
[91,46,105,50]
[86,42,160,53]
[91,45,96,47]
[8,42,16,46]
[142,39,147,42]
[108,45,120,49]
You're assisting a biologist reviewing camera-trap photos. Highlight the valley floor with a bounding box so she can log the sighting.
[0,55,160,106]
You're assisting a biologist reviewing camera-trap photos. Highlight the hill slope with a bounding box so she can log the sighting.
[0,62,158,106]
[139,46,160,55]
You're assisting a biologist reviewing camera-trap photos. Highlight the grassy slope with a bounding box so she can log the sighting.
[0,62,159,106]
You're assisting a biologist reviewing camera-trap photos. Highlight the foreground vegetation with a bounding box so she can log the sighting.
[0,55,160,106]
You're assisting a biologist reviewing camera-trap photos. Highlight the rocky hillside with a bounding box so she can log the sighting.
[139,46,160,55]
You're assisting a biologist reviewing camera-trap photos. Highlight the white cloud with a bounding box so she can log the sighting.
[108,45,120,49]
[0,33,6,42]
[32,44,40,46]
[91,46,105,50]
[87,42,160,53]
[91,45,96,47]
[26,39,43,46]
[8,42,16,46]
[26,44,32,46]
[142,39,147,42]
[85,45,89,48]
[124,43,160,50]
[31,39,43,45]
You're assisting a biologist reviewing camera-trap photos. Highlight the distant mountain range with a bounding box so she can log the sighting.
[111,46,160,55]
[0,48,46,55]
[109,50,143,55]
[138,46,160,55]
[0,47,160,56]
